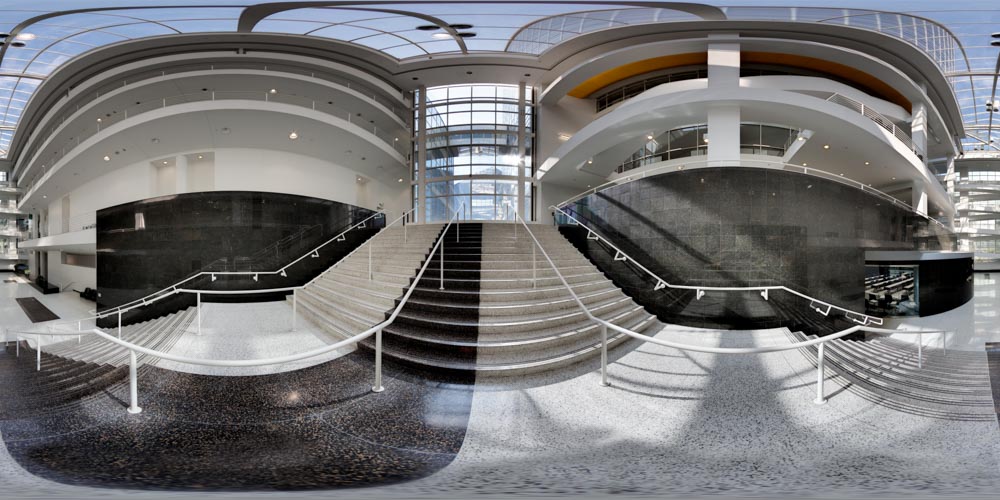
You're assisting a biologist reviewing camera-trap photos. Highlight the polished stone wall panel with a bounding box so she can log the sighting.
[560,167,955,330]
[97,191,380,326]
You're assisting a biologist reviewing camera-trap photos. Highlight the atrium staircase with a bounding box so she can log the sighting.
[293,223,443,340]
[374,222,661,375]
[788,330,995,421]
[27,308,196,368]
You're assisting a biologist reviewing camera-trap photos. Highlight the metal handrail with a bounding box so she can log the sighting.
[12,204,464,414]
[509,204,947,405]
[551,205,883,327]
[96,209,394,317]
[558,158,951,230]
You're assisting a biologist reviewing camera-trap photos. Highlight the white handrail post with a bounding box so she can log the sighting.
[372,328,385,393]
[197,292,202,336]
[127,350,142,414]
[943,331,947,355]
[368,242,373,281]
[292,289,298,332]
[36,338,41,371]
[600,324,610,386]
[439,232,445,290]
[532,244,537,288]
[117,311,122,339]
[404,219,407,243]
[918,333,923,369]
[814,342,827,404]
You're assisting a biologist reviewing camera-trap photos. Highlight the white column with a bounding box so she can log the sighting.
[707,105,741,166]
[175,154,189,194]
[707,38,740,89]
[911,179,928,214]
[416,85,427,223]
[706,38,741,167]
[517,81,527,220]
[910,101,928,163]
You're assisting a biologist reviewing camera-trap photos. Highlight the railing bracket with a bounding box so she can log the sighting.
[586,231,599,240]
[311,251,320,258]
[810,301,831,316]
[252,274,259,282]
[280,269,287,277]
[210,274,217,282]
[654,280,666,291]
[613,250,627,262]
[696,289,705,300]
[760,289,768,301]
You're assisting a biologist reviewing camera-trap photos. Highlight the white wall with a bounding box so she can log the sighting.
[41,147,408,289]
[536,181,584,224]
[536,96,596,165]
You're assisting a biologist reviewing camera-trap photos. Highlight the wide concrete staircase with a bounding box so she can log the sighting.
[31,308,196,368]
[377,222,661,375]
[293,223,443,341]
[789,330,995,421]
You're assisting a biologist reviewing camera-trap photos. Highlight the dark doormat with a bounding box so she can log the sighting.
[15,297,60,323]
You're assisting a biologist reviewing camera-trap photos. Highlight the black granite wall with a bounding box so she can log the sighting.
[97,191,381,326]
[559,167,956,331]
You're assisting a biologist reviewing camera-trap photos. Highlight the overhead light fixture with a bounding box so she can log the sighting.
[162,160,168,165]
[398,178,404,183]
[103,155,110,161]
[432,33,452,39]
[823,144,830,149]
[14,33,35,41]
[289,131,299,140]
[197,155,204,159]
[797,136,805,141]
[839,173,845,176]
[864,161,870,165]
[587,159,593,164]
[269,88,277,94]
[646,134,654,140]
[96,118,102,122]
[42,195,47,199]
[892,176,897,180]
[802,162,808,166]
[557,133,571,141]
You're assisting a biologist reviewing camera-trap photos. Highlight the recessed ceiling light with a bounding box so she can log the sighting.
[269,88,277,94]
[289,131,299,140]
[103,155,110,161]
[42,195,47,199]
[96,118,102,122]
[864,161,870,165]
[456,32,477,38]
[797,136,805,141]
[892,176,897,180]
[449,24,473,30]
[357,177,362,181]
[587,159,593,164]
[10,41,26,48]
[398,178,404,183]
[14,33,35,41]
[416,25,440,31]
[839,173,845,176]
[646,134,654,140]
[558,133,571,141]
[823,144,830,149]
[432,33,452,39]
[802,163,808,166]
[197,155,203,159]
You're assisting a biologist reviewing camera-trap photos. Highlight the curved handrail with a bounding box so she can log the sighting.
[508,203,946,398]
[555,158,951,230]
[96,209,394,317]
[13,204,464,412]
[43,208,413,331]
[551,205,883,327]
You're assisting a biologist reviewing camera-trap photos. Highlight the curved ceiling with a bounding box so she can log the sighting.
[0,1,995,160]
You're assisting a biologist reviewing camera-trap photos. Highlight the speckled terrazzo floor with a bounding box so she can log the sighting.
[3,280,1000,498]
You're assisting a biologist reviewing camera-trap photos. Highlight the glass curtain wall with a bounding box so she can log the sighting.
[414,84,533,222]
